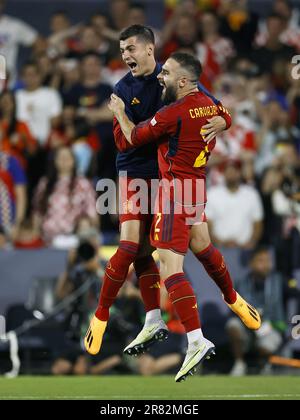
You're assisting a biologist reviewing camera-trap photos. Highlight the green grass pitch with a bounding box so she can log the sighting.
[0,376,300,400]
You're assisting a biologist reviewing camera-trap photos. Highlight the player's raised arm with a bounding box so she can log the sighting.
[109,93,171,151]
[109,94,136,151]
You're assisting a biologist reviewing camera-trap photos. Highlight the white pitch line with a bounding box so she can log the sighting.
[1,394,300,399]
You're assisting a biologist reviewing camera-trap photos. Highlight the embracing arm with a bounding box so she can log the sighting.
[202,103,232,144]
[109,94,169,152]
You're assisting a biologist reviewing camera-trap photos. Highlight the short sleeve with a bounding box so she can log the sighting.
[250,189,264,222]
[48,90,63,118]
[8,155,26,185]
[15,18,38,46]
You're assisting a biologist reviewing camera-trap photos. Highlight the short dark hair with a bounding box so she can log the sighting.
[77,242,96,263]
[169,52,202,82]
[130,2,146,11]
[51,10,69,18]
[119,24,155,44]
[22,61,39,73]
[251,245,270,260]
[80,51,102,63]
[267,12,285,22]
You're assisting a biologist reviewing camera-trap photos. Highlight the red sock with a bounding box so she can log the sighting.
[195,244,237,304]
[134,256,161,312]
[164,273,201,332]
[95,240,139,321]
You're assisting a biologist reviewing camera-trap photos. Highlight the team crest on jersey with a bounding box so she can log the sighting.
[131,97,140,105]
[150,117,157,126]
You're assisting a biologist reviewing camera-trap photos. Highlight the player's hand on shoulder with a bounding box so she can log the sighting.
[202,116,227,144]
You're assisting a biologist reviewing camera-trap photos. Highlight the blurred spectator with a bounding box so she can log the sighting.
[64,53,115,179]
[199,11,236,70]
[127,3,162,47]
[13,218,44,249]
[48,117,96,176]
[109,0,131,31]
[209,110,257,186]
[33,146,98,245]
[0,225,10,249]
[0,151,27,240]
[64,53,112,129]
[51,213,101,252]
[206,159,264,250]
[163,0,202,22]
[226,246,286,376]
[70,25,117,66]
[251,13,297,74]
[35,52,60,88]
[218,0,258,56]
[160,14,220,90]
[0,89,37,169]
[16,62,62,146]
[54,58,81,102]
[47,10,82,59]
[0,0,41,85]
[52,241,138,375]
[287,69,300,141]
[258,166,284,247]
[256,0,300,52]
[272,159,300,276]
[255,97,296,176]
[51,241,103,375]
[90,11,119,43]
[273,0,300,31]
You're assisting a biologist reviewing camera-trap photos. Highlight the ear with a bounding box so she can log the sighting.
[178,78,186,88]
[147,45,153,56]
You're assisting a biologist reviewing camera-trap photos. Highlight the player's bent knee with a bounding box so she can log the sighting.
[120,220,145,243]
[190,237,211,253]
[189,223,211,253]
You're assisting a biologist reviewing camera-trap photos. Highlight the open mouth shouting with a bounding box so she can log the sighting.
[127,61,138,73]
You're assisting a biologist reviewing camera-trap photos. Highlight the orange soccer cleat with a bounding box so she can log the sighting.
[84,315,107,355]
[225,293,261,330]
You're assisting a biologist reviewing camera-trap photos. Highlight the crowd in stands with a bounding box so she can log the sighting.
[0,0,300,374]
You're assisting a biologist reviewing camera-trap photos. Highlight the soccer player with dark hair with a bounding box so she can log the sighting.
[108,52,261,381]
[84,25,260,359]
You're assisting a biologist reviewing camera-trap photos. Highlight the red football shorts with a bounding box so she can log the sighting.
[150,183,207,254]
[118,176,156,227]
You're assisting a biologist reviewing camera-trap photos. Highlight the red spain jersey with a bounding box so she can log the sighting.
[120,91,231,253]
[130,91,231,186]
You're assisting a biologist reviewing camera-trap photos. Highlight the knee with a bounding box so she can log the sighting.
[190,237,211,254]
[51,359,72,375]
[73,357,88,375]
[139,362,155,376]
[226,319,245,339]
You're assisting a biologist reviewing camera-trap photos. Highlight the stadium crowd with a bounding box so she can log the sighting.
[0,0,300,375]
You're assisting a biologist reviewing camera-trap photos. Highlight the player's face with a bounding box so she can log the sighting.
[120,36,153,77]
[157,58,182,104]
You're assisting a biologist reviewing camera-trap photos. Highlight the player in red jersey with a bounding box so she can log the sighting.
[84,26,260,360]
[109,52,261,382]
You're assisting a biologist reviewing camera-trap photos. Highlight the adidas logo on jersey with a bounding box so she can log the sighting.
[131,97,140,105]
